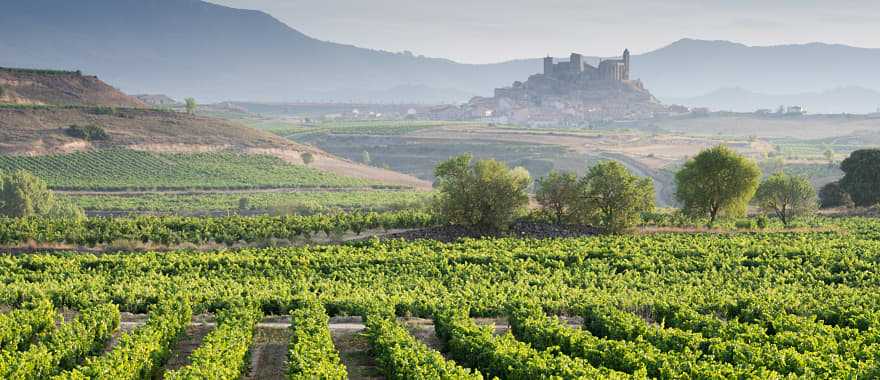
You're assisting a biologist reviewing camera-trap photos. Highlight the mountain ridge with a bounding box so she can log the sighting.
[3,0,879,108]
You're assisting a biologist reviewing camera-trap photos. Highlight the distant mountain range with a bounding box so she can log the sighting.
[3,0,880,110]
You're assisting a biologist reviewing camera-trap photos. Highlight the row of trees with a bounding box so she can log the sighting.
[433,154,656,234]
[434,146,821,234]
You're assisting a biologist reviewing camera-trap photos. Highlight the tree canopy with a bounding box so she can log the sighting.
[433,154,530,233]
[754,172,817,227]
[535,171,578,225]
[819,182,854,209]
[0,170,84,219]
[839,149,880,207]
[573,161,654,233]
[675,145,761,226]
[184,97,197,115]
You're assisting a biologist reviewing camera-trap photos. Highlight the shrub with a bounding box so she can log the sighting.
[65,124,109,141]
[753,173,817,227]
[675,145,761,226]
[819,182,854,209]
[755,215,769,229]
[734,219,755,229]
[301,152,315,165]
[433,154,530,233]
[572,161,655,233]
[185,98,197,114]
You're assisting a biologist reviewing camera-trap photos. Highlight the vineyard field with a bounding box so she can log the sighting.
[63,190,433,214]
[0,149,382,190]
[2,220,880,378]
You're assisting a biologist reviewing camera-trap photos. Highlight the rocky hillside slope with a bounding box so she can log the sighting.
[0,67,146,107]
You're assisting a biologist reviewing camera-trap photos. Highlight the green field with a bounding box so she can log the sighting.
[64,190,432,214]
[0,149,381,190]
[2,218,880,377]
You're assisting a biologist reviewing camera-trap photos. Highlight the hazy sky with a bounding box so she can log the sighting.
[208,0,880,63]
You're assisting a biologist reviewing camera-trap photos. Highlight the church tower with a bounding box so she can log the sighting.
[622,49,630,80]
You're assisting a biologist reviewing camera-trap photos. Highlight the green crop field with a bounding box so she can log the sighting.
[0,149,381,190]
[64,189,432,214]
[1,218,880,378]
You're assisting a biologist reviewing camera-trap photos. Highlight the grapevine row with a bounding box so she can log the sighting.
[507,303,747,379]
[55,298,192,380]
[165,306,262,380]
[0,303,119,379]
[287,299,347,379]
[363,312,483,379]
[433,308,632,379]
[0,299,55,352]
[0,211,437,246]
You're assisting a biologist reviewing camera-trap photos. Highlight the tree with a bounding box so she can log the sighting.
[572,161,654,233]
[535,171,578,224]
[753,173,817,227]
[361,150,371,165]
[184,97,197,115]
[0,170,56,217]
[675,145,761,226]
[819,182,854,209]
[839,149,880,206]
[0,170,83,219]
[434,154,530,233]
[301,152,315,165]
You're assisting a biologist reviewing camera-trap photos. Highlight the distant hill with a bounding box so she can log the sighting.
[0,67,146,107]
[0,0,536,103]
[633,39,880,99]
[666,86,880,114]
[3,0,880,109]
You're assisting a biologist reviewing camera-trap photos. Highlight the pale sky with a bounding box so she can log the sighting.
[208,0,880,63]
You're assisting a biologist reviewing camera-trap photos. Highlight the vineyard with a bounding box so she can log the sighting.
[0,149,381,190]
[63,190,432,214]
[1,219,880,378]
[0,211,438,246]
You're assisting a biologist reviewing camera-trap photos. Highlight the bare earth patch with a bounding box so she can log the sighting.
[160,322,215,376]
[329,317,383,380]
[244,317,291,380]
[400,317,444,352]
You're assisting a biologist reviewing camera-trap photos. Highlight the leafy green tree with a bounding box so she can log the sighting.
[301,152,315,165]
[675,145,761,226]
[0,170,83,219]
[535,171,578,224]
[753,173,817,227]
[572,161,654,233]
[184,97,197,115]
[839,149,880,206]
[819,182,854,209]
[434,154,530,233]
[0,170,56,217]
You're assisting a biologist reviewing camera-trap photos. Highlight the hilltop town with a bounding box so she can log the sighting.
[433,49,668,125]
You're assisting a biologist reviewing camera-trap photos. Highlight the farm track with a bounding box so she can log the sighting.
[160,322,214,376]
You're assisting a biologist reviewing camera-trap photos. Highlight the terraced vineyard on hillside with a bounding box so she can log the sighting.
[0,149,383,191]
[2,219,880,378]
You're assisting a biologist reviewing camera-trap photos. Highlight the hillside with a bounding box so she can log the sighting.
[0,105,431,189]
[0,67,146,107]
